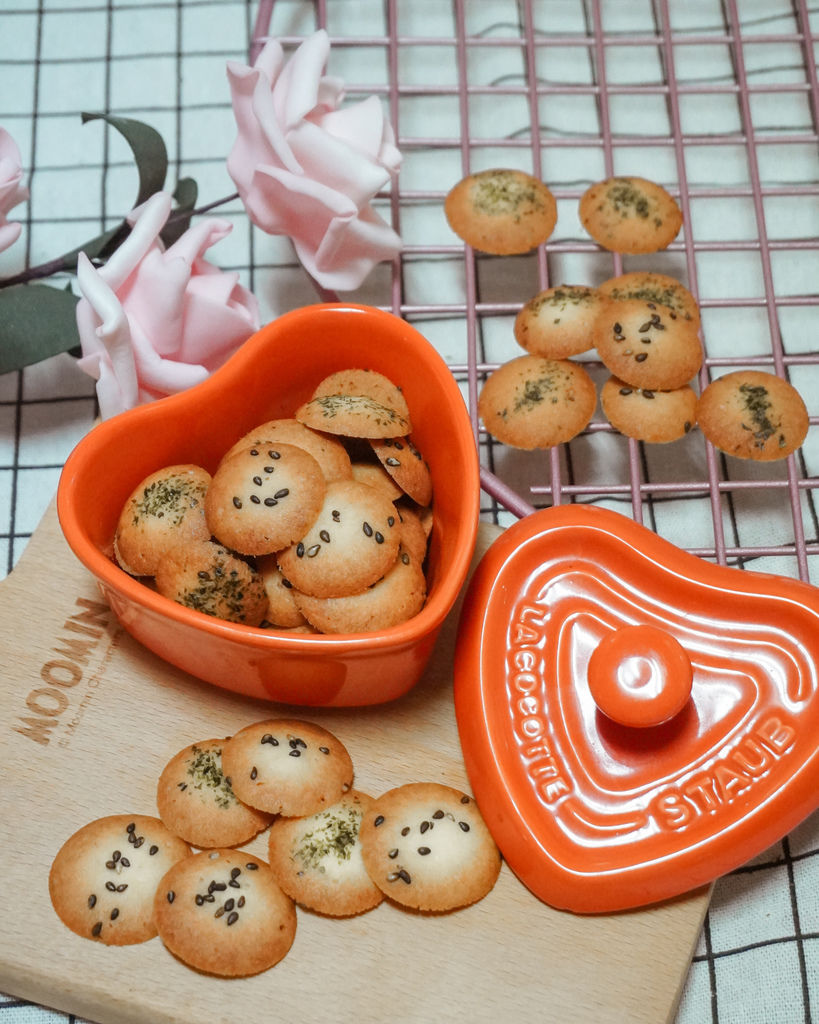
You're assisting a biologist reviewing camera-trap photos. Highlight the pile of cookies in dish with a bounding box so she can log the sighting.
[446,168,809,461]
[49,717,502,977]
[113,368,433,630]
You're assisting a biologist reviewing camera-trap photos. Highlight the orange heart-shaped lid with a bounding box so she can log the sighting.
[454,504,819,913]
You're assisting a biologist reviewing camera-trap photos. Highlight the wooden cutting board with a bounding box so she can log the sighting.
[0,498,710,1024]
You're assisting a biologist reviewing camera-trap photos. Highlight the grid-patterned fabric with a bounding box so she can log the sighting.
[2,0,819,1021]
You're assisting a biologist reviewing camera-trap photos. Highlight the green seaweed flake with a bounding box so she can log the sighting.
[293,806,361,872]
[185,745,236,809]
[739,382,780,445]
[133,475,201,526]
[473,172,543,221]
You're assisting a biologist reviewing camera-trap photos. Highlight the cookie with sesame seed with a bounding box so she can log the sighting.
[358,782,501,912]
[267,790,384,917]
[49,814,192,945]
[153,849,296,977]
[292,543,427,635]
[256,554,308,628]
[579,175,683,254]
[598,270,700,328]
[395,504,430,564]
[477,354,597,450]
[310,368,412,427]
[593,297,702,391]
[222,418,353,483]
[221,719,355,817]
[113,464,212,577]
[369,435,433,507]
[154,540,269,626]
[601,375,698,444]
[205,442,326,556]
[513,284,604,359]
[350,460,405,502]
[444,168,557,255]
[156,739,273,849]
[696,369,809,461]
[276,479,401,599]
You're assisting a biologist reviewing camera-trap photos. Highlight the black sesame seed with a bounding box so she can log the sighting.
[225,898,235,911]
[386,457,400,467]
[643,390,655,400]
[110,909,119,921]
[306,544,321,557]
[332,510,341,521]
[227,912,239,926]
[116,883,128,892]
[232,496,242,509]
[250,766,258,779]
[106,881,116,891]
[460,795,470,804]
[619,387,633,396]
[262,734,278,745]
[635,353,648,362]
[253,476,263,486]
[374,532,384,544]
[250,448,259,456]
[238,896,246,907]
[420,821,430,834]
[274,488,289,499]
[319,530,331,543]
[264,465,275,473]
[91,922,103,937]
[195,894,205,906]
[418,847,431,856]
[363,522,373,537]
[120,857,130,868]
[126,823,136,833]
[387,516,395,526]
[401,553,410,565]
[250,494,261,504]
[231,867,241,877]
[374,815,385,827]
[388,848,399,858]
[613,322,622,334]
[246,863,259,870]
[319,746,330,754]
[296,542,305,558]
[264,497,278,506]
[432,810,445,819]
[166,891,175,903]
[149,845,158,856]
[459,821,471,832]
[289,749,301,757]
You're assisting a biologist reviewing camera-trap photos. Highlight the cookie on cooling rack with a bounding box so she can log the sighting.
[598,270,700,328]
[696,369,809,461]
[514,285,605,359]
[579,175,683,254]
[478,354,597,450]
[601,375,698,444]
[445,168,557,255]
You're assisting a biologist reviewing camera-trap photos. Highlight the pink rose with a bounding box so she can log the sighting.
[226,30,402,291]
[0,126,29,254]
[76,191,260,419]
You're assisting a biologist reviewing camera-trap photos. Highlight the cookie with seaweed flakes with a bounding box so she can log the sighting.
[114,464,211,577]
[358,782,501,912]
[222,418,352,483]
[221,719,354,817]
[296,393,410,439]
[696,369,809,461]
[310,368,411,426]
[157,739,273,849]
[369,435,432,507]
[276,479,401,599]
[256,554,307,628]
[477,354,596,450]
[514,285,604,359]
[154,849,296,977]
[601,375,698,444]
[580,175,683,254]
[49,814,192,945]
[154,540,268,626]
[598,270,700,328]
[293,543,427,635]
[445,168,557,255]
[593,297,702,391]
[205,442,325,556]
[267,791,383,917]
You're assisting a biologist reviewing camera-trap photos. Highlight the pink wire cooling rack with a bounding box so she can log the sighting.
[254,0,819,582]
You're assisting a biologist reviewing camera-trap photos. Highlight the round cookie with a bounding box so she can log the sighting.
[477,354,597,450]
[396,504,430,564]
[293,544,427,635]
[370,435,433,506]
[223,418,352,483]
[311,368,411,426]
[205,442,325,556]
[49,814,192,945]
[444,168,557,255]
[267,790,383,917]
[601,375,698,443]
[592,297,702,391]
[256,554,307,628]
[514,285,604,359]
[276,479,401,599]
[358,783,502,912]
[156,739,273,849]
[579,175,683,254]
[351,461,405,502]
[154,540,268,626]
[598,270,700,328]
[114,465,211,577]
[154,849,296,977]
[696,369,809,461]
[221,719,355,817]
[296,393,410,439]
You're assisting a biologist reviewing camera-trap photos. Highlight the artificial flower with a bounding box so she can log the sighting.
[226,29,402,291]
[0,127,29,254]
[76,191,259,419]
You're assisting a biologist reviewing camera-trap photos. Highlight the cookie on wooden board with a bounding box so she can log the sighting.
[49,814,192,945]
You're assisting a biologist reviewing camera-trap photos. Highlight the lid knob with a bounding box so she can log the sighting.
[587,624,692,729]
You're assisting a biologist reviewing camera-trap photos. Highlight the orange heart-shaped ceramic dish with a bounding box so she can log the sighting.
[57,303,479,707]
[455,504,819,912]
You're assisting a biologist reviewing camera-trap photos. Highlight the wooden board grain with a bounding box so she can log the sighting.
[0,499,710,1024]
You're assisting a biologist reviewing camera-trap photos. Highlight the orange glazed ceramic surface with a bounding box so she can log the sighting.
[454,504,819,913]
[57,304,479,707]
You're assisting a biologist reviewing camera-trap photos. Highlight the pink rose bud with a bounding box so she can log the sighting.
[0,126,29,254]
[226,30,402,291]
[76,191,260,419]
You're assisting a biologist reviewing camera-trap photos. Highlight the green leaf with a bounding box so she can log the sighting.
[0,284,81,374]
[81,112,168,207]
[161,177,200,247]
